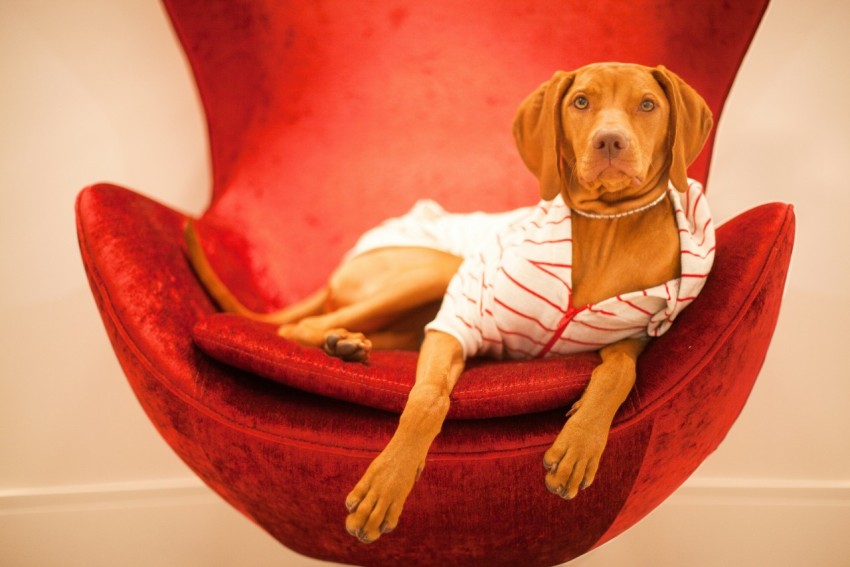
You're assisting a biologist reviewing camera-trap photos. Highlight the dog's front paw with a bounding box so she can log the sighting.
[344,451,421,543]
[325,329,372,363]
[543,414,609,500]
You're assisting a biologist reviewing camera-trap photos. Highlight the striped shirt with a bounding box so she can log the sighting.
[425,180,715,360]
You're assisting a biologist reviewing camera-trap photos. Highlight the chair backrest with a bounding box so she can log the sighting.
[164,0,769,306]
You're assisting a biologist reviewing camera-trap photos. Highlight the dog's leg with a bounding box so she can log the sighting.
[322,327,426,362]
[258,287,329,325]
[543,338,646,499]
[321,301,441,361]
[344,331,464,543]
[280,257,460,361]
[187,219,461,360]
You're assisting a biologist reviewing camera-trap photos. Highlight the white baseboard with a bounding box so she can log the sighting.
[2,476,849,567]
[0,477,321,567]
[579,477,850,567]
[4,475,847,515]
[0,478,208,515]
[678,476,850,505]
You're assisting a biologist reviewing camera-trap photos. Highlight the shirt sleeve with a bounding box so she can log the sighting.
[424,256,487,360]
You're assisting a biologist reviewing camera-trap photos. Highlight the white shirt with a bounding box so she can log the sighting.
[425,180,715,360]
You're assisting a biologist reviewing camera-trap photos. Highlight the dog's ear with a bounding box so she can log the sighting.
[652,66,713,193]
[513,71,576,201]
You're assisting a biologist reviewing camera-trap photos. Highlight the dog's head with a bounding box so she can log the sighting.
[513,63,712,213]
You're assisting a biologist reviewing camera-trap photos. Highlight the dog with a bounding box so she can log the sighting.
[184,62,714,544]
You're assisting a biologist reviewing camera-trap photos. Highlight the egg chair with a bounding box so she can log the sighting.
[75,0,794,565]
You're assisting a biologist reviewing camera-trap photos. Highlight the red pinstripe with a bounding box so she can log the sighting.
[558,336,609,347]
[530,213,571,229]
[587,305,617,317]
[522,237,572,246]
[495,325,550,347]
[690,191,703,220]
[528,260,572,292]
[458,270,480,285]
[529,260,572,268]
[616,295,653,316]
[681,245,716,260]
[460,292,478,304]
[499,266,567,314]
[456,314,503,347]
[696,217,712,247]
[454,314,479,335]
[493,297,558,332]
[504,343,539,358]
[575,319,646,332]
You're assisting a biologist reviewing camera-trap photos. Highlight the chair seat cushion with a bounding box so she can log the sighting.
[192,314,599,419]
[191,201,794,420]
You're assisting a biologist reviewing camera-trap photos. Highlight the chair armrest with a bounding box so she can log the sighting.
[76,183,216,395]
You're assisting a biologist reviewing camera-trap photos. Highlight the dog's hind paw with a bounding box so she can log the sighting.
[325,329,372,363]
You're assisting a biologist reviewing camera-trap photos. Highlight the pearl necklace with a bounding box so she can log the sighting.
[571,190,670,220]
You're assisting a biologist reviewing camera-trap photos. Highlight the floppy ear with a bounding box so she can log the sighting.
[513,71,575,201]
[652,66,714,193]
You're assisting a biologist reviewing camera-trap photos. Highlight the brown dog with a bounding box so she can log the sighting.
[184,62,713,544]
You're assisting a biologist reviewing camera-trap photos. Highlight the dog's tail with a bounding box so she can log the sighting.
[183,219,273,321]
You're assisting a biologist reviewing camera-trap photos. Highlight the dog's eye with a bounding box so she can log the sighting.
[573,96,589,110]
[640,99,656,112]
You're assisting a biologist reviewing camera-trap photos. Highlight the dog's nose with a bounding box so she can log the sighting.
[592,129,629,158]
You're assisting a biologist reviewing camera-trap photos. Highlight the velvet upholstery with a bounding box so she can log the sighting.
[74,1,793,565]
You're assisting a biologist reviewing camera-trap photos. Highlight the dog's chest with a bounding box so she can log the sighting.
[571,234,681,308]
[490,205,679,311]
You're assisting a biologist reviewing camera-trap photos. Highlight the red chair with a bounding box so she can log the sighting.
[76,1,793,565]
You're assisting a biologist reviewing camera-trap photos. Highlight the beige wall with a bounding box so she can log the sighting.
[1,0,848,565]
